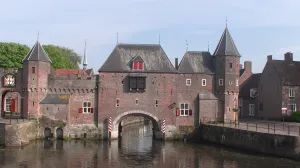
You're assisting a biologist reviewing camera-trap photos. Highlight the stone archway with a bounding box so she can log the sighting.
[110,110,162,140]
[1,90,22,118]
[44,127,52,139]
[56,127,63,139]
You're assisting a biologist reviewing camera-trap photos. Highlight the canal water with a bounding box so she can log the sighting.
[1,122,300,168]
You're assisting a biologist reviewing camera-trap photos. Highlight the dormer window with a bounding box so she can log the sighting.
[132,62,144,70]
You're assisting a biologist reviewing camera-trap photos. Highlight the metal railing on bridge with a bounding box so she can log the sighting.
[200,117,300,137]
[1,112,36,124]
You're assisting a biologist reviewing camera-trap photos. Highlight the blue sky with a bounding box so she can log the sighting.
[1,0,300,73]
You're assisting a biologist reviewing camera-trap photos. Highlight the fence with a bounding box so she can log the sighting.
[200,117,300,137]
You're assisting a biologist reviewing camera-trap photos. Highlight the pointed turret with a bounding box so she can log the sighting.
[83,40,88,70]
[213,27,241,57]
[23,41,52,63]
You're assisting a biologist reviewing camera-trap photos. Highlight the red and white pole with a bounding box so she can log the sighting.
[162,119,166,140]
[108,117,112,139]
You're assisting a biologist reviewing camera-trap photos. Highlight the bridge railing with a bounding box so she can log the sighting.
[200,117,300,137]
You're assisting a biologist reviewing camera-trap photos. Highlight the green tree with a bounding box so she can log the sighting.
[0,42,81,69]
[43,45,81,69]
[0,42,30,68]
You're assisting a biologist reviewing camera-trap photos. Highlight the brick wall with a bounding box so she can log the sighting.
[98,72,177,126]
[98,72,215,127]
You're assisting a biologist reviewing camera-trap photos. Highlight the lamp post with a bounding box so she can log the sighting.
[282,107,287,130]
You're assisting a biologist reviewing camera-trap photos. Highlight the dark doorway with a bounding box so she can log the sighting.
[44,127,52,139]
[56,127,63,139]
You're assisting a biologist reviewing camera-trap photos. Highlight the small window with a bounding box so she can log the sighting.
[288,104,297,113]
[155,100,158,107]
[289,88,295,99]
[82,101,92,113]
[135,99,138,105]
[229,63,233,68]
[180,103,189,116]
[116,99,120,107]
[202,79,206,86]
[186,79,191,86]
[32,67,36,74]
[236,79,239,86]
[5,98,12,111]
[229,81,232,85]
[132,62,144,70]
[249,104,255,116]
[219,79,223,86]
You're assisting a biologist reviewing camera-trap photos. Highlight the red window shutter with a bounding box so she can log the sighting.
[189,109,192,116]
[11,99,15,112]
[32,67,35,74]
[176,109,180,116]
[139,62,144,70]
[79,108,83,113]
[133,62,138,70]
[91,108,94,113]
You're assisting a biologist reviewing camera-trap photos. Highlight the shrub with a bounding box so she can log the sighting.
[286,111,300,122]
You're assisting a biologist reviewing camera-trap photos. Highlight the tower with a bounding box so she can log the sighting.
[83,40,88,70]
[22,40,52,118]
[213,27,241,121]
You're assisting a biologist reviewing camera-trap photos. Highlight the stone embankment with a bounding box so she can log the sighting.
[189,123,300,160]
[0,121,37,146]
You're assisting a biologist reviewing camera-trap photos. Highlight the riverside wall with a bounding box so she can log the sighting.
[193,124,300,160]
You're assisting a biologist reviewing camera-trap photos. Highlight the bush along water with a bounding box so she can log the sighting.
[283,111,300,122]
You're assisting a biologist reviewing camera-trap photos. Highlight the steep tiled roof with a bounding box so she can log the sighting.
[213,27,241,57]
[55,69,91,77]
[178,51,214,74]
[272,60,300,85]
[99,44,177,73]
[23,41,52,63]
[85,68,94,76]
[239,73,261,97]
[40,94,70,104]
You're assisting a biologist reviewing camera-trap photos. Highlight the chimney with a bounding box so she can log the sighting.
[284,52,293,62]
[175,58,178,70]
[267,55,272,62]
[244,61,252,72]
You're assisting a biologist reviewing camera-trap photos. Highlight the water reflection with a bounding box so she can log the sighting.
[0,122,300,168]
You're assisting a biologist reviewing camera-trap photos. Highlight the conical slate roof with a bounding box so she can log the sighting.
[23,41,52,63]
[213,27,241,57]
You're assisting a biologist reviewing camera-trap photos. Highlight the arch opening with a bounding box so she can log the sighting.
[44,127,52,139]
[56,127,63,139]
[1,90,22,119]
[111,111,162,140]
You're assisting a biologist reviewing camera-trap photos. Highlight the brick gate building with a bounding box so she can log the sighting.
[0,26,248,139]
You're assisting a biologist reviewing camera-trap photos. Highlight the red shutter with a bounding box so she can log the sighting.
[176,109,180,116]
[189,109,192,116]
[133,62,138,70]
[79,108,83,113]
[11,99,15,112]
[91,108,94,113]
[139,62,144,70]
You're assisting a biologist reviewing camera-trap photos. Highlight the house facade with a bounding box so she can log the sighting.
[0,26,250,139]
[257,52,300,120]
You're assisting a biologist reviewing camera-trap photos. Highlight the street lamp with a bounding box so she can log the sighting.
[282,107,287,130]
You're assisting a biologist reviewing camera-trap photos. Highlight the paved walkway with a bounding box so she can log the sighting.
[204,120,300,137]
